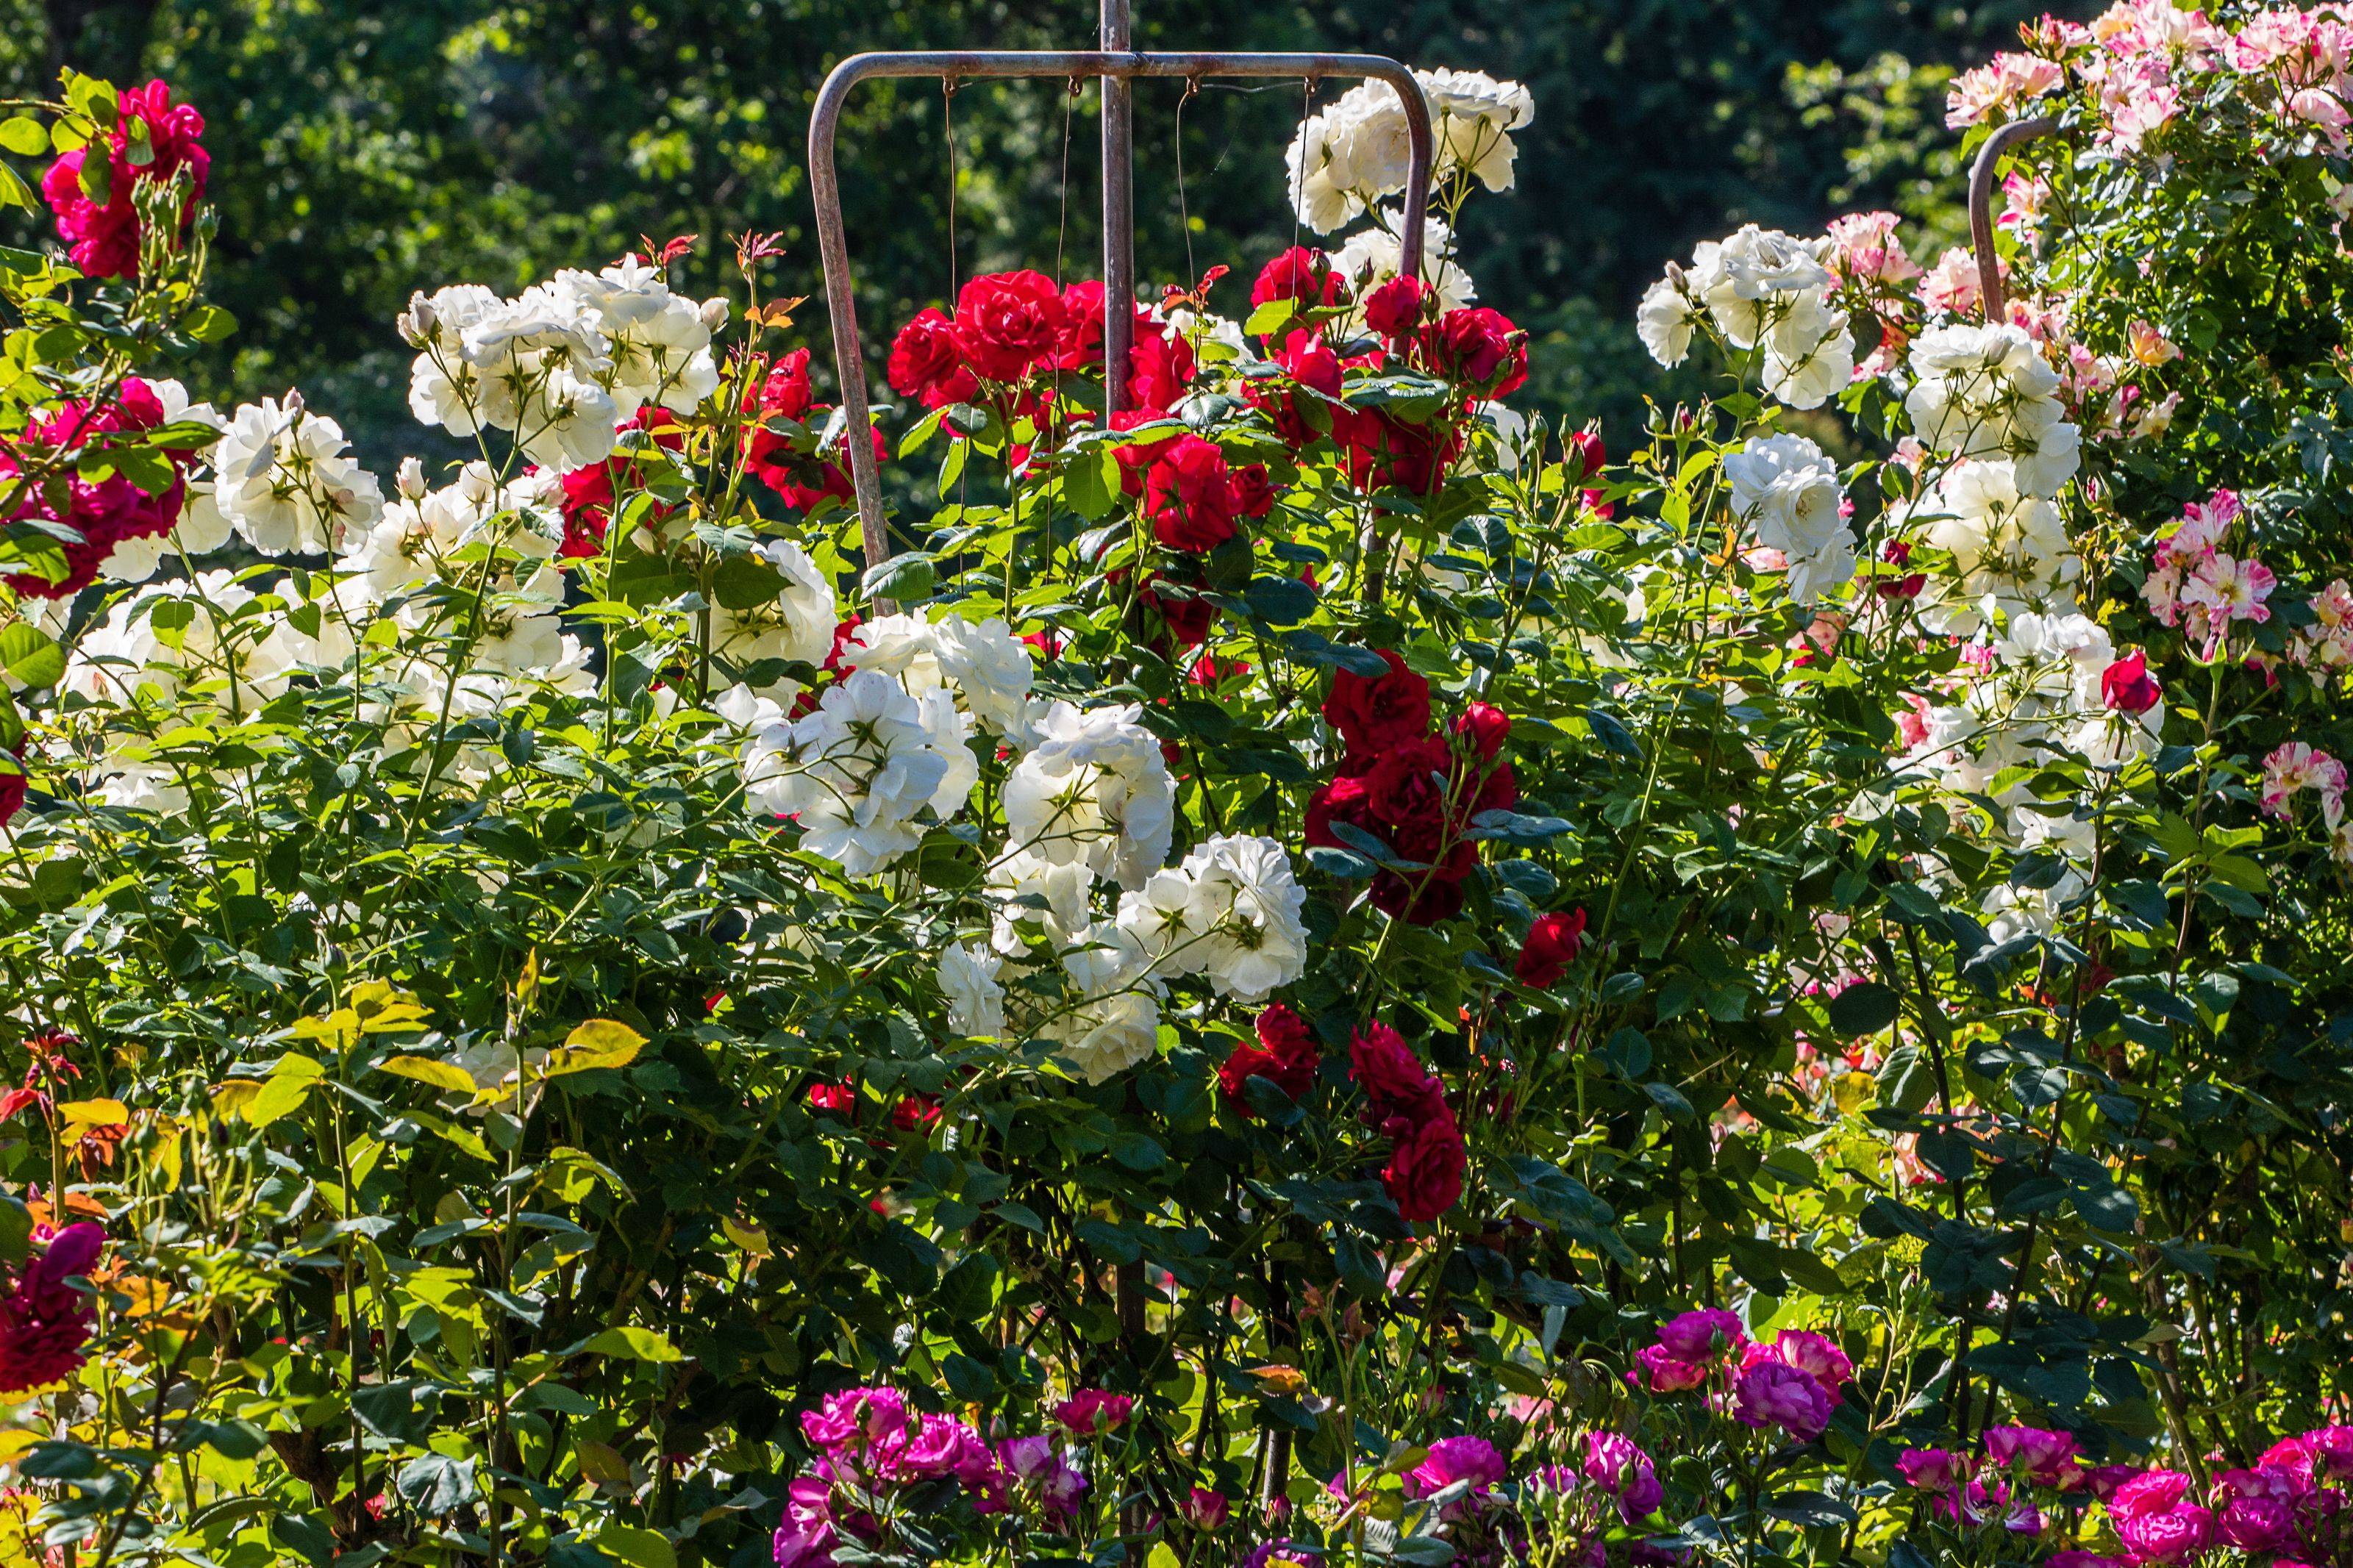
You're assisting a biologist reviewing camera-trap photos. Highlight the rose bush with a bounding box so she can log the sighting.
[0,10,2347,1568]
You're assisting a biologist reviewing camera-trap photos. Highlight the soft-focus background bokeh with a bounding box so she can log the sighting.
[1,0,2068,467]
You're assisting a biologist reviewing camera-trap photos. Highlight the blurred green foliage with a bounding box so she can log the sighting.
[4,0,2081,465]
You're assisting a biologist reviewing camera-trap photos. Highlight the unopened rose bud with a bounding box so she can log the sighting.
[1664,260,1688,290]
[699,296,730,331]
[396,456,427,501]
[399,290,438,348]
[282,387,306,415]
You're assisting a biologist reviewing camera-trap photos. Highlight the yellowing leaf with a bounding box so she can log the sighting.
[584,1326,682,1362]
[515,949,542,1011]
[576,1438,632,1489]
[376,1056,479,1096]
[721,1215,770,1257]
[209,1081,261,1121]
[54,1098,127,1132]
[243,1071,315,1130]
[545,1020,646,1078]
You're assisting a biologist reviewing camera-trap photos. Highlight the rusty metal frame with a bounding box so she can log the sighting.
[807,0,1436,579]
[1968,114,2058,323]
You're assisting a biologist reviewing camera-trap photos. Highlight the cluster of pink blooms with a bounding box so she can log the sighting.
[2293,578,2353,672]
[1901,1423,2353,1565]
[2140,490,2278,658]
[1629,1309,1853,1443]
[0,1222,104,1395]
[40,79,209,279]
[1947,2,2353,155]
[2260,742,2348,835]
[772,1385,1131,1567]
[1,377,204,601]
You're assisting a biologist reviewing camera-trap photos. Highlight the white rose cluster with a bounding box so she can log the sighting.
[1285,68,1533,235]
[1897,457,2082,637]
[1903,323,2082,498]
[210,393,385,556]
[877,695,1311,1086]
[1724,434,1855,605]
[1637,226,1857,410]
[401,257,722,471]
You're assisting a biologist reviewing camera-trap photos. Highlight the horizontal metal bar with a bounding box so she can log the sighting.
[821,49,1433,82]
[1968,114,2057,323]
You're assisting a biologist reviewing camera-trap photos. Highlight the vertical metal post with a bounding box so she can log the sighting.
[1101,0,1135,418]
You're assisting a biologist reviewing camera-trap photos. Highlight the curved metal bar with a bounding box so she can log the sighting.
[1968,114,2058,323]
[807,47,1437,588]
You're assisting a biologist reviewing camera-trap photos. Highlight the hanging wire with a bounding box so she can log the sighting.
[943,76,963,299]
[1054,75,1080,291]
[1291,75,1315,259]
[1174,75,1202,285]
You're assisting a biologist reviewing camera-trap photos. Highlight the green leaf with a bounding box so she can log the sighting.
[0,118,46,156]
[584,1326,684,1362]
[394,1453,478,1517]
[710,553,789,610]
[0,624,64,690]
[862,551,935,603]
[594,1526,676,1568]
[1826,981,1900,1036]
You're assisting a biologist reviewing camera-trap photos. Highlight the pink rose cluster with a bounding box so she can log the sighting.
[774,1384,1126,1567]
[1896,1423,2353,1565]
[1630,1311,1852,1442]
[2140,490,2278,659]
[1946,2,2353,158]
[2,377,202,601]
[0,1222,104,1395]
[40,79,210,279]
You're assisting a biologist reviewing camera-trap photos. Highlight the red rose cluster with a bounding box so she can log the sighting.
[1349,1022,1465,1223]
[555,406,685,557]
[3,377,199,600]
[1242,248,1528,498]
[40,80,209,281]
[887,270,1199,415]
[1215,1002,1321,1117]
[1304,651,1515,925]
[742,347,885,513]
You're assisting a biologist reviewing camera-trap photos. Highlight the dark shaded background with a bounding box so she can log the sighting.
[3,0,2075,466]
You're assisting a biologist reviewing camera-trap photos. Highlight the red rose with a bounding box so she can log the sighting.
[951,269,1068,382]
[41,79,208,281]
[1363,276,1427,342]
[2102,650,2162,715]
[1144,434,1240,553]
[1137,572,1218,651]
[1515,909,1588,988]
[1877,539,1926,600]
[1349,1023,1443,1119]
[1452,701,1511,764]
[1340,409,1461,495]
[760,346,816,421]
[808,1081,857,1115]
[1324,649,1432,757]
[1232,463,1277,520]
[1250,246,1343,311]
[559,406,683,556]
[888,308,979,407]
[1217,1003,1321,1114]
[1568,427,1606,480]
[1127,317,1198,411]
[1382,1106,1465,1222]
[1420,307,1527,395]
[890,1095,941,1134]
[0,744,25,831]
[1362,737,1454,839]
[1057,279,1107,368]
[1276,330,1343,400]
[1304,771,1379,851]
[1111,406,1180,495]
